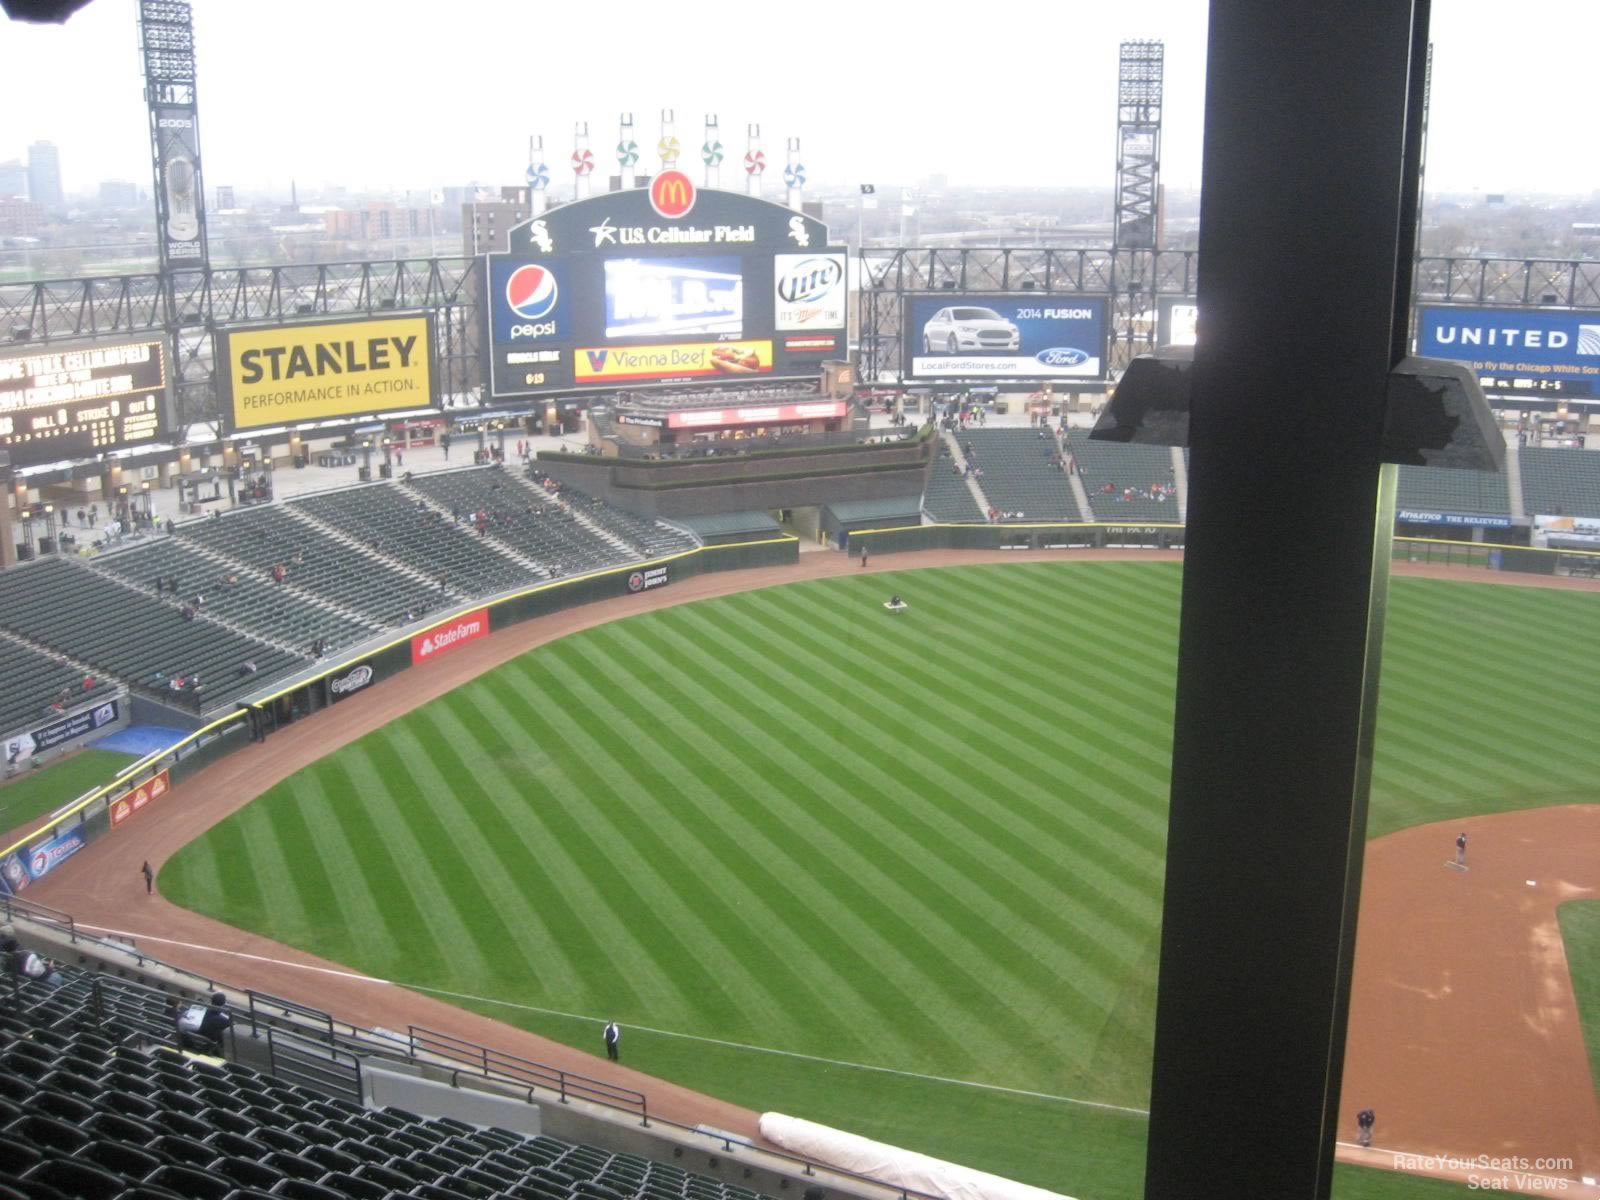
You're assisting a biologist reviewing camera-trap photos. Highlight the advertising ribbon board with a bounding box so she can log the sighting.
[26,828,87,882]
[109,769,172,830]
[328,662,376,703]
[411,609,490,665]
[30,699,120,754]
[626,565,669,594]
[576,340,773,383]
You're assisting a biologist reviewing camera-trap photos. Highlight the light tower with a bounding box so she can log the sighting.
[1113,39,1163,251]
[138,0,209,274]
[1113,39,1164,366]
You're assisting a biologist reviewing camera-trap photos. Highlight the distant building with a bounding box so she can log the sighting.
[216,185,236,211]
[0,160,26,198]
[0,197,46,235]
[463,188,531,255]
[98,180,139,208]
[27,141,63,209]
[324,203,427,242]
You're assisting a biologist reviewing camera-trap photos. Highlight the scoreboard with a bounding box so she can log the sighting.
[0,338,169,468]
[486,174,847,397]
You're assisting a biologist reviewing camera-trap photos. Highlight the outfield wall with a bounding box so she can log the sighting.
[0,536,797,898]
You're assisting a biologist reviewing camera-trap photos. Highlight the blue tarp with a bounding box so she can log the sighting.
[91,725,189,757]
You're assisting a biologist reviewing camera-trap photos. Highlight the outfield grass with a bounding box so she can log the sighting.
[1557,901,1600,1110]
[0,748,140,843]
[162,562,1600,1198]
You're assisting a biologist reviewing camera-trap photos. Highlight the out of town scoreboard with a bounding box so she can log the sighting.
[0,338,170,467]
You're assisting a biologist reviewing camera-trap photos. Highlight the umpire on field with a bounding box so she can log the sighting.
[604,1020,620,1062]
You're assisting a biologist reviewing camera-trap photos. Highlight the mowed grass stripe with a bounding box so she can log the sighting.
[732,588,1171,851]
[311,754,466,984]
[464,666,719,1022]
[764,578,1178,786]
[572,623,1121,1060]
[686,596,1164,937]
[417,690,617,1001]
[493,647,947,1066]
[841,567,1181,752]
[499,645,826,1048]
[533,631,1018,1073]
[365,707,563,994]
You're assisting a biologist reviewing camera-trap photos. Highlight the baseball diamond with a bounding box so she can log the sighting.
[24,553,1588,1198]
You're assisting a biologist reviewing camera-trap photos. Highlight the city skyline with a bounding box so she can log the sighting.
[1,0,1596,202]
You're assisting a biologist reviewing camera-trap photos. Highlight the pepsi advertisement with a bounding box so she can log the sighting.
[904,294,1110,381]
[484,175,846,397]
[1419,306,1600,400]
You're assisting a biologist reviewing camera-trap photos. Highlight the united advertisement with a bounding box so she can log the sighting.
[221,313,437,431]
[1419,306,1600,400]
[904,294,1110,381]
[485,175,846,397]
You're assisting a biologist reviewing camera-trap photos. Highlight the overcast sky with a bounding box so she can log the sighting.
[2,0,1596,200]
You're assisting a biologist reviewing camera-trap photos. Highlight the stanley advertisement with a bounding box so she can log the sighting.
[221,313,436,430]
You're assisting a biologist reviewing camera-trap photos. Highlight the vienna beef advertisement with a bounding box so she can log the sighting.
[221,313,437,430]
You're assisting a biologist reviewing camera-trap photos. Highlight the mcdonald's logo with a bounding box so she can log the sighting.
[650,170,696,219]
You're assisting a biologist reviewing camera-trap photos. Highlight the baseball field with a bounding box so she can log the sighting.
[157,560,1600,1198]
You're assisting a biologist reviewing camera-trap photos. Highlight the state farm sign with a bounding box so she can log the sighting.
[410,609,490,665]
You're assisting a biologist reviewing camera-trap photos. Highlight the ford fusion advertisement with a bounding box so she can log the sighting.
[1419,306,1600,400]
[904,294,1109,380]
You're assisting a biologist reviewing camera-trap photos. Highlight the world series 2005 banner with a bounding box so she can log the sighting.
[221,313,437,431]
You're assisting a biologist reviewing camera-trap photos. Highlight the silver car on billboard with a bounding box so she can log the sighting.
[921,306,1021,354]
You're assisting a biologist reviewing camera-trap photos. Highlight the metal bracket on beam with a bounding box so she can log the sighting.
[1089,347,1503,473]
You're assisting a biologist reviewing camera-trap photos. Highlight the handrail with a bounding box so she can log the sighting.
[407,1024,649,1123]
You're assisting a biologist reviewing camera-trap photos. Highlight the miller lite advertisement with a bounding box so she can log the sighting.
[485,175,845,397]
[154,106,207,266]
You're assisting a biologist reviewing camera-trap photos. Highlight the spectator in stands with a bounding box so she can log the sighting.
[4,937,64,987]
[220,573,240,589]
[291,550,305,566]
[170,676,185,691]
[238,661,257,678]
[154,575,165,594]
[189,674,202,693]
[192,593,205,609]
[82,675,94,690]
[76,507,86,527]
[180,604,196,622]
[178,992,232,1054]
[272,563,287,584]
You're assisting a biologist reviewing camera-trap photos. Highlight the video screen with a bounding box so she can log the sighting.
[603,257,743,340]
